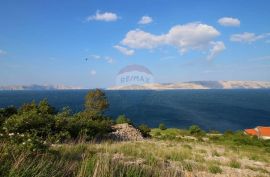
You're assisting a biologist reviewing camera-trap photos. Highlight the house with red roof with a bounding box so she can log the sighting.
[244,126,270,140]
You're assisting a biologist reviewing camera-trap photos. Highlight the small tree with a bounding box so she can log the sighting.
[18,101,38,114]
[38,99,55,115]
[189,125,203,136]
[116,114,132,124]
[84,89,109,117]
[138,124,151,137]
[159,123,167,130]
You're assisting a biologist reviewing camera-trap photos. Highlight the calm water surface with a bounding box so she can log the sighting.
[0,89,270,132]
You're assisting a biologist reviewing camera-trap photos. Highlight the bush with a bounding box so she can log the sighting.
[6,132,48,152]
[159,123,167,130]
[115,114,132,124]
[0,89,114,149]
[3,110,55,139]
[229,159,241,168]
[224,130,234,136]
[214,130,270,147]
[208,165,222,174]
[189,125,205,136]
[153,131,161,136]
[0,106,17,127]
[68,114,112,140]
[50,107,72,143]
[138,124,151,137]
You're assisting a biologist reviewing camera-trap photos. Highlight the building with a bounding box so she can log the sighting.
[244,126,270,140]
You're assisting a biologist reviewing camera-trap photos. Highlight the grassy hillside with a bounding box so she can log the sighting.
[1,129,270,177]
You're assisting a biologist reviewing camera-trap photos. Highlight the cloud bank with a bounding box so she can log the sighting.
[230,32,270,43]
[114,45,135,56]
[87,11,119,22]
[90,55,114,63]
[118,22,225,60]
[138,16,153,24]
[207,41,226,60]
[218,17,240,27]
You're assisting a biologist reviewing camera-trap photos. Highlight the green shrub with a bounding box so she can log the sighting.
[17,99,55,115]
[209,129,270,148]
[265,147,270,153]
[224,130,234,136]
[0,90,114,149]
[208,165,222,174]
[159,123,167,130]
[0,106,17,127]
[229,159,241,168]
[115,114,132,124]
[138,124,151,137]
[38,99,56,115]
[68,114,112,140]
[3,110,55,139]
[182,161,193,172]
[153,131,161,136]
[189,125,205,136]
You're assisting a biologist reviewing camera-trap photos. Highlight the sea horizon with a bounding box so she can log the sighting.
[1,89,269,132]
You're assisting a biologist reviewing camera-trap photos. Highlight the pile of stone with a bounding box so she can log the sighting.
[109,123,144,141]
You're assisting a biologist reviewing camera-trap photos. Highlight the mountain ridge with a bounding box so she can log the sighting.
[107,81,270,90]
[0,84,83,90]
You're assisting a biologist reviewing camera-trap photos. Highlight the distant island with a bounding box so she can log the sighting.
[108,80,270,90]
[1,81,270,91]
[0,84,82,90]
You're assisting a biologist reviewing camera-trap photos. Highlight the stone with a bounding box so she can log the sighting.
[109,123,144,141]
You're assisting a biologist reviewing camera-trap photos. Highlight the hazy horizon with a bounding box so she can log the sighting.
[1,0,270,88]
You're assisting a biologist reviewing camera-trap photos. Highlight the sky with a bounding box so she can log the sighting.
[0,0,270,88]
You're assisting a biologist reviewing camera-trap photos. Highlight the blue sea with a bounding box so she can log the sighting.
[0,90,270,132]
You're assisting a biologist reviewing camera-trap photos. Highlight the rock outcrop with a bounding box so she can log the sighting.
[109,123,144,141]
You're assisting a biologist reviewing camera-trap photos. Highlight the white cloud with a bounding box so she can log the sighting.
[105,56,114,63]
[230,32,270,43]
[90,55,101,59]
[121,29,165,49]
[0,49,7,56]
[113,45,135,56]
[87,11,119,22]
[138,16,153,25]
[90,54,114,64]
[120,22,224,60]
[218,17,240,27]
[90,70,96,76]
[207,41,226,60]
[166,23,220,54]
